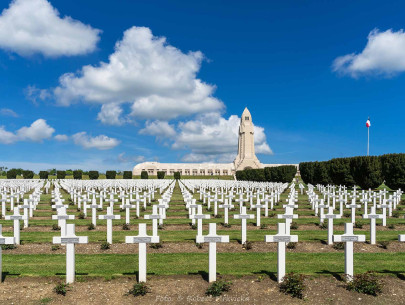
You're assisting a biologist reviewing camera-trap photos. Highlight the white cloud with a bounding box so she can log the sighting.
[172,112,272,162]
[333,29,405,77]
[54,26,223,120]
[54,134,68,141]
[0,0,100,57]
[117,152,145,163]
[0,108,18,117]
[139,120,176,138]
[24,85,50,105]
[72,132,120,150]
[97,103,125,126]
[0,119,54,144]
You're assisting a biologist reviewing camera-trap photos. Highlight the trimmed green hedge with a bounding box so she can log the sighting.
[123,171,133,179]
[6,169,17,179]
[73,170,82,180]
[88,171,99,180]
[39,171,49,179]
[106,170,116,179]
[299,154,403,189]
[236,166,296,183]
[174,171,181,180]
[23,170,34,179]
[141,171,148,179]
[157,171,165,179]
[57,171,66,179]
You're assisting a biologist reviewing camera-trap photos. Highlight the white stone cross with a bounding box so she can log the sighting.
[333,222,365,281]
[53,224,88,284]
[324,207,341,245]
[317,200,328,224]
[218,200,234,225]
[144,205,165,236]
[265,222,298,283]
[234,206,254,244]
[376,199,389,227]
[52,207,75,237]
[99,207,121,244]
[278,206,298,234]
[252,201,266,227]
[0,224,15,283]
[211,195,221,216]
[190,205,210,237]
[18,199,30,228]
[105,194,118,209]
[88,198,101,227]
[125,223,159,282]
[346,199,361,224]
[196,223,229,282]
[121,199,135,224]
[5,207,25,245]
[0,194,8,217]
[363,206,383,244]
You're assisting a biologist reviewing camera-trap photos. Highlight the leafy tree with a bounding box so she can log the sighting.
[381,153,405,190]
[6,169,17,179]
[39,171,49,179]
[88,171,99,180]
[57,171,66,179]
[329,158,355,186]
[23,170,34,179]
[106,170,116,179]
[173,171,181,180]
[141,171,148,179]
[350,156,383,189]
[73,170,83,180]
[123,171,133,179]
[157,171,165,179]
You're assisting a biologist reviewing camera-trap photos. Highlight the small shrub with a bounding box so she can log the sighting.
[141,207,146,212]
[52,224,61,231]
[388,224,395,230]
[333,242,345,250]
[53,283,68,296]
[268,212,276,218]
[222,223,231,228]
[122,223,130,230]
[205,280,232,297]
[190,224,197,230]
[195,243,203,249]
[398,206,403,211]
[256,275,265,282]
[279,272,305,299]
[343,211,351,218]
[206,207,212,212]
[88,223,95,230]
[78,212,85,219]
[354,222,363,229]
[97,208,103,212]
[149,242,163,249]
[158,224,165,230]
[127,282,150,297]
[101,241,111,250]
[214,214,222,219]
[318,222,327,230]
[378,241,389,249]
[290,222,299,230]
[260,224,268,229]
[392,211,400,218]
[51,245,60,251]
[346,272,383,296]
[287,242,296,249]
[243,241,253,250]
[1,244,16,250]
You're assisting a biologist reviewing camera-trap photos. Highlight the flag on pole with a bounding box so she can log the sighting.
[366,117,371,128]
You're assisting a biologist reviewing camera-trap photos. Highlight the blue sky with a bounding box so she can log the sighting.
[0,0,404,172]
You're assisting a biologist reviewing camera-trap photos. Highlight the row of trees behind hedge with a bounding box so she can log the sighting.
[236,165,297,183]
[299,153,405,190]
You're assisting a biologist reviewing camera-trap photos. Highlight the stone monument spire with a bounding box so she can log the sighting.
[233,108,261,171]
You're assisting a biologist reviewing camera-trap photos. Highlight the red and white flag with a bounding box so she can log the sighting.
[366,117,371,128]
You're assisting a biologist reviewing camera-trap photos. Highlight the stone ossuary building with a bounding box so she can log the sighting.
[133,108,298,176]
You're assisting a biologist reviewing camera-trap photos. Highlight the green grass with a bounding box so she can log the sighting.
[3,252,405,277]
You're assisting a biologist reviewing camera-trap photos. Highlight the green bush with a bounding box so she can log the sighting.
[51,245,60,251]
[313,161,331,185]
[6,169,17,179]
[88,223,95,230]
[127,282,150,297]
[141,171,148,179]
[39,171,49,179]
[279,272,305,299]
[174,171,181,180]
[350,156,383,189]
[381,153,405,190]
[287,242,296,249]
[157,171,165,179]
[56,170,66,179]
[78,212,85,219]
[100,241,111,250]
[52,224,61,231]
[333,242,345,250]
[106,170,116,179]
[122,223,130,230]
[88,171,99,180]
[290,222,299,230]
[149,242,163,249]
[205,280,231,297]
[299,162,315,185]
[54,283,69,296]
[243,241,253,250]
[1,244,16,250]
[73,170,82,180]
[123,171,133,179]
[329,158,355,186]
[23,170,34,179]
[346,272,383,296]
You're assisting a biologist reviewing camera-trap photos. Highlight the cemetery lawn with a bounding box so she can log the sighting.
[3,252,405,277]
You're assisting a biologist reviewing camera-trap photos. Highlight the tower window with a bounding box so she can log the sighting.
[245,116,249,120]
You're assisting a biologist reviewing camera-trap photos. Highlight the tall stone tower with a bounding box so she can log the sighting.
[233,108,262,171]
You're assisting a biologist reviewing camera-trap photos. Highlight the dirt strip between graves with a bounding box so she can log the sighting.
[3,241,405,254]
[0,275,404,305]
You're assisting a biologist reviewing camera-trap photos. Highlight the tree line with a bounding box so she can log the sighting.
[236,165,297,183]
[299,153,405,190]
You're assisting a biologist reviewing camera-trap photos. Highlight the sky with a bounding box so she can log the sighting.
[0,0,405,172]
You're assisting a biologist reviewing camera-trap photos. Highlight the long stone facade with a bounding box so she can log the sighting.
[132,108,298,176]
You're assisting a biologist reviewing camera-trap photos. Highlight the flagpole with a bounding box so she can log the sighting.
[367,126,369,156]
